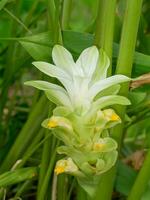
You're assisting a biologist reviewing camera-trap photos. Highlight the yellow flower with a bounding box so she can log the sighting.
[54,166,65,175]
[46,116,73,131]
[54,158,78,175]
[93,143,105,150]
[103,109,120,122]
[47,119,58,128]
[110,113,120,121]
[93,141,106,151]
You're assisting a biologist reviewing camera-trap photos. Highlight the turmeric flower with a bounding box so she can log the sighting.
[25,45,130,115]
[25,45,131,197]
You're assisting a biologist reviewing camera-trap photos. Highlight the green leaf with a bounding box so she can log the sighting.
[20,41,51,61]
[0,0,9,10]
[115,161,137,196]
[18,31,53,61]
[63,31,93,54]
[142,182,150,200]
[0,167,38,187]
[128,91,146,105]
[1,31,150,75]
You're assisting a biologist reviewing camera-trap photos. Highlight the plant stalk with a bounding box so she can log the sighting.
[37,143,59,200]
[61,0,72,30]
[37,0,63,198]
[95,0,143,200]
[93,1,117,199]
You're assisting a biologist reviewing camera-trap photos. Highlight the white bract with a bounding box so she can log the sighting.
[25,45,130,115]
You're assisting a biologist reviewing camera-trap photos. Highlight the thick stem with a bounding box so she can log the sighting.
[94,0,116,76]
[94,167,116,200]
[93,1,117,198]
[61,0,72,30]
[97,0,143,200]
[37,142,59,200]
[36,131,53,198]
[47,0,56,31]
[37,102,55,197]
[94,0,106,49]
[114,0,143,141]
[103,0,116,76]
[57,174,68,200]
[93,0,143,199]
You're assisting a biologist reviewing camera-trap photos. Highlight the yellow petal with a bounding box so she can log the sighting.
[54,166,65,175]
[110,113,120,121]
[47,119,58,128]
[93,142,105,151]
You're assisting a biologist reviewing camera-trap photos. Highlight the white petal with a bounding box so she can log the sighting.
[71,76,90,109]
[52,45,75,75]
[92,95,131,111]
[89,75,130,100]
[24,80,72,107]
[76,46,99,78]
[91,49,110,83]
[32,61,71,81]
[32,61,73,99]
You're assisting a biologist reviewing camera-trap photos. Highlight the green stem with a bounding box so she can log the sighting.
[37,1,63,198]
[128,149,150,200]
[0,96,48,173]
[96,0,143,200]
[114,0,143,141]
[23,128,44,157]
[47,0,62,44]
[61,0,72,30]
[0,167,38,187]
[47,0,56,31]
[94,0,116,76]
[37,142,59,200]
[66,178,75,200]
[94,167,116,200]
[57,174,68,200]
[76,183,87,200]
[36,131,53,198]
[14,180,32,198]
[16,132,51,169]
[103,0,116,76]
[94,0,142,200]
[36,97,55,198]
[93,1,117,199]
[94,0,106,49]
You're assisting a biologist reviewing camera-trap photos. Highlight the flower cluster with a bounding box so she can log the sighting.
[25,45,130,194]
